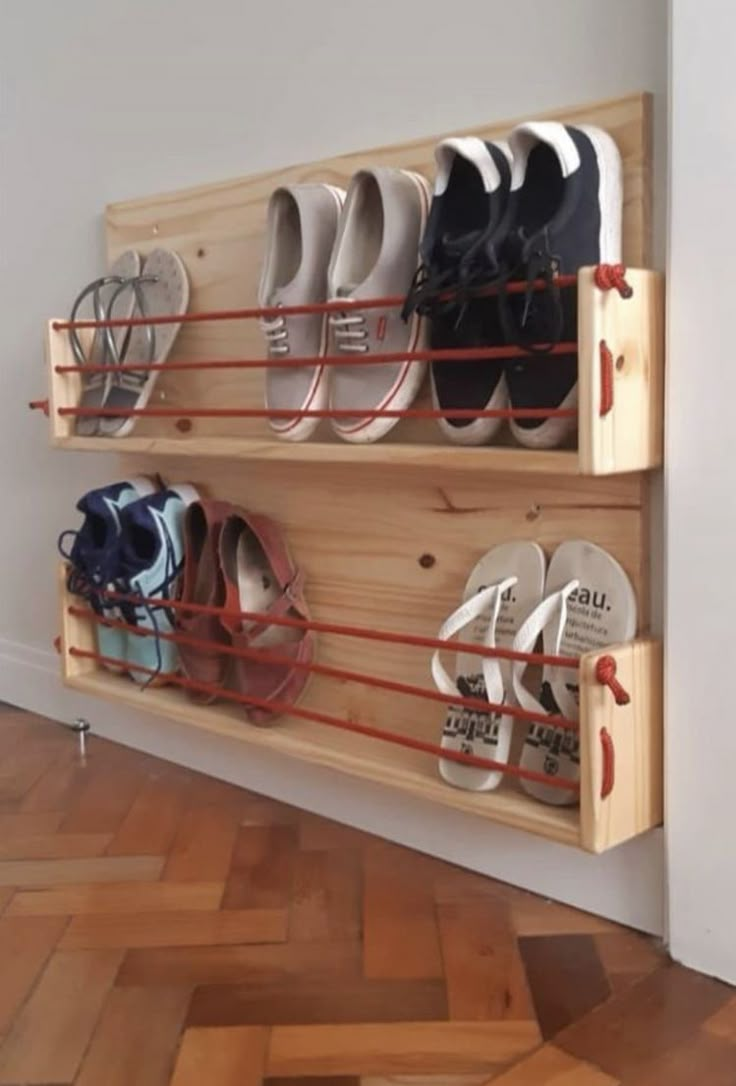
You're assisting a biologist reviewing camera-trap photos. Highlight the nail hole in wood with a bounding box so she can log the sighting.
[152,224,160,236]
[526,503,541,522]
[616,354,625,371]
[197,248,206,259]
[176,418,192,433]
[419,553,436,569]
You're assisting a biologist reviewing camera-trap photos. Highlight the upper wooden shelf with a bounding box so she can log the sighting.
[46,268,664,477]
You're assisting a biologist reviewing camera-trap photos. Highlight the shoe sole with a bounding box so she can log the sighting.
[331,170,431,445]
[434,373,510,446]
[269,185,346,443]
[510,126,623,451]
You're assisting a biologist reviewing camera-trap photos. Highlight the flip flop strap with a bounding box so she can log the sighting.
[431,576,517,707]
[511,579,580,720]
[68,275,127,368]
[104,276,158,382]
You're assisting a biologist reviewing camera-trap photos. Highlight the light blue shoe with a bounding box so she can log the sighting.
[116,484,199,684]
[58,476,158,669]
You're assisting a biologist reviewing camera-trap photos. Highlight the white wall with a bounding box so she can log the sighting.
[666,0,736,983]
[0,0,668,931]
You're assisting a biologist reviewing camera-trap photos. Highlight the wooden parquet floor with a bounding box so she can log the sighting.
[0,706,731,1085]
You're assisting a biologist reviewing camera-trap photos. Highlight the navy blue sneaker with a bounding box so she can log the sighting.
[59,477,158,668]
[499,122,623,449]
[405,137,512,445]
[116,484,199,684]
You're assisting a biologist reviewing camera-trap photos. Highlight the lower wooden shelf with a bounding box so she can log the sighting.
[60,580,663,854]
[63,665,582,847]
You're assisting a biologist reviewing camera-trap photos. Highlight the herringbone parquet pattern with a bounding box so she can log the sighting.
[0,707,731,1085]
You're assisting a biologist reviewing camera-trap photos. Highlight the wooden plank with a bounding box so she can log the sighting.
[170,1025,269,1086]
[517,934,611,1039]
[222,824,297,910]
[186,978,448,1028]
[7,879,224,917]
[0,854,164,887]
[703,995,736,1040]
[59,906,287,949]
[0,832,112,860]
[363,845,443,980]
[0,811,62,836]
[163,803,238,882]
[107,769,190,856]
[266,1021,542,1075]
[0,915,68,1036]
[488,1044,619,1085]
[75,986,190,1086]
[578,268,665,474]
[579,638,663,852]
[436,899,535,1021]
[56,435,584,475]
[117,939,361,987]
[0,948,122,1084]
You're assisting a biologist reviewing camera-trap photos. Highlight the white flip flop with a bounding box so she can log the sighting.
[69,250,141,436]
[98,248,189,437]
[432,541,546,791]
[512,540,637,806]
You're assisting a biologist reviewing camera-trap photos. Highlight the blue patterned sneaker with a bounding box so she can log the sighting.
[116,484,199,684]
[59,477,158,669]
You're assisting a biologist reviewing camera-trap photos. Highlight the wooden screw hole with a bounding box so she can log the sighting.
[419,553,436,569]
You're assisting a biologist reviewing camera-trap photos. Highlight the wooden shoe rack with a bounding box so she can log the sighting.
[44,92,664,853]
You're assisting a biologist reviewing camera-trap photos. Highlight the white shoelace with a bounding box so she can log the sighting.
[260,313,290,356]
[330,311,368,353]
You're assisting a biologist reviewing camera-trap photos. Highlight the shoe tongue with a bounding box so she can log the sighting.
[76,491,119,553]
[118,496,163,577]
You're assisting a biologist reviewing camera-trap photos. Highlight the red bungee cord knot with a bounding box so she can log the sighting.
[29,399,50,416]
[595,654,630,706]
[594,263,633,299]
[599,340,614,416]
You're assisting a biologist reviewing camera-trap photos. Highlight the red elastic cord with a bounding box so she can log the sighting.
[595,655,630,706]
[29,400,50,416]
[594,263,633,299]
[51,274,579,332]
[70,605,578,732]
[59,404,577,421]
[55,341,579,376]
[599,339,614,416]
[93,586,580,670]
[68,644,579,793]
[600,726,615,798]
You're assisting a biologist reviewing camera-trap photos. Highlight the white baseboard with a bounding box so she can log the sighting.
[0,638,665,936]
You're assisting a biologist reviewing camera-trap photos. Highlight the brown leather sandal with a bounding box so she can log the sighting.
[218,508,313,725]
[177,499,232,700]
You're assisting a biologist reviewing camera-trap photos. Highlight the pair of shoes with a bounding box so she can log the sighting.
[433,539,636,805]
[60,478,198,683]
[259,169,430,443]
[407,122,623,449]
[71,248,189,437]
[176,500,312,725]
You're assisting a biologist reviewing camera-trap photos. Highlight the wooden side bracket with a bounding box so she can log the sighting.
[579,637,663,852]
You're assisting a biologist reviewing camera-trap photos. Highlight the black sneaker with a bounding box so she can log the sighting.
[404,138,512,445]
[498,122,623,449]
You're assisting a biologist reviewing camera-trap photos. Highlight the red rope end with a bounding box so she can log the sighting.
[29,399,49,416]
[600,726,615,798]
[53,635,61,655]
[599,340,614,416]
[595,654,630,706]
[594,263,633,299]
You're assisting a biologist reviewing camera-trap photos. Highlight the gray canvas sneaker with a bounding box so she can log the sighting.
[327,167,431,443]
[259,184,345,441]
